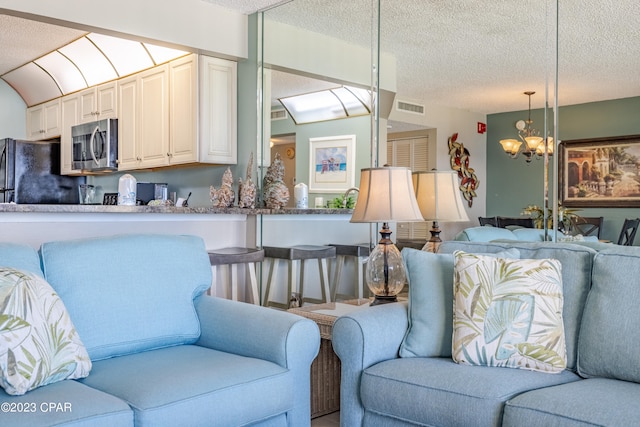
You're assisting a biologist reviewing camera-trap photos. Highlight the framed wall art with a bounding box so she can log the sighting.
[559,134,640,207]
[308,135,356,193]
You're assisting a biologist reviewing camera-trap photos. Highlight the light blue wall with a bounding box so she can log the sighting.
[487,96,640,242]
[0,80,27,139]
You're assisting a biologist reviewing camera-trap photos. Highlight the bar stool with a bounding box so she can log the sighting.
[329,244,371,301]
[208,247,264,305]
[263,245,336,308]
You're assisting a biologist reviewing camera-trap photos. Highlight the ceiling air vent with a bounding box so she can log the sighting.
[271,109,288,121]
[396,100,425,115]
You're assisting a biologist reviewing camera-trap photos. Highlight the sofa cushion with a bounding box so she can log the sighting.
[361,357,580,426]
[0,242,43,277]
[399,248,519,358]
[454,226,517,241]
[40,234,212,361]
[0,378,133,426]
[452,252,566,373]
[80,345,292,426]
[503,378,640,427]
[0,268,91,395]
[578,246,640,382]
[439,241,597,371]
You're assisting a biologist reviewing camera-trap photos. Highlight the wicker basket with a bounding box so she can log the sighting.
[289,299,369,418]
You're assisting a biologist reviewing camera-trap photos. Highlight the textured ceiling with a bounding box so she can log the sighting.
[2,0,639,115]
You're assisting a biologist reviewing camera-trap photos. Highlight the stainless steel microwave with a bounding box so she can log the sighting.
[72,118,118,172]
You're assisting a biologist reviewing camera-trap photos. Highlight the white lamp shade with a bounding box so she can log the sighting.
[350,167,424,223]
[412,170,469,222]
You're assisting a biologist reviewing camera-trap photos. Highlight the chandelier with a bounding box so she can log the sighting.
[499,91,554,163]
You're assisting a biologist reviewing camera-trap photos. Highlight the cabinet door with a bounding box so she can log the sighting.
[42,99,61,139]
[199,56,237,164]
[79,87,98,123]
[139,65,170,168]
[96,81,117,119]
[169,55,197,165]
[117,76,139,170]
[61,95,81,175]
[26,105,45,140]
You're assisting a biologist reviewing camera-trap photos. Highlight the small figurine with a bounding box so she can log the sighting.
[210,167,235,207]
[263,152,290,209]
[238,152,257,209]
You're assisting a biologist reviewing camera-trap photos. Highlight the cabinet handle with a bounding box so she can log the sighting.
[136,157,142,161]
[167,153,172,157]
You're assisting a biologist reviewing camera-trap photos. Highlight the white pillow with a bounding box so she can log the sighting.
[0,268,91,395]
[452,251,566,373]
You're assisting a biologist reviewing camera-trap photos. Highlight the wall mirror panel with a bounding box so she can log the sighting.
[259,0,559,238]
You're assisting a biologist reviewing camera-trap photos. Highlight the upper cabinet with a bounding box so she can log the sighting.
[26,98,61,140]
[41,53,237,174]
[199,55,237,164]
[79,82,117,124]
[118,53,237,170]
[118,64,170,170]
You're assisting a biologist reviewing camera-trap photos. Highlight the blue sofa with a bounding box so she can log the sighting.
[333,240,640,426]
[0,234,320,427]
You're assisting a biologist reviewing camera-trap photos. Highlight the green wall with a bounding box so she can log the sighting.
[487,96,640,242]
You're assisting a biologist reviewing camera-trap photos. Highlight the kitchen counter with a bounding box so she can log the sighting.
[0,204,353,215]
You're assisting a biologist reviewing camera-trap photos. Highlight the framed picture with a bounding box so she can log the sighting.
[559,134,640,207]
[309,135,356,193]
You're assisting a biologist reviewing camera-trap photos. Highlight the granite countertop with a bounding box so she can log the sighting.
[0,204,353,215]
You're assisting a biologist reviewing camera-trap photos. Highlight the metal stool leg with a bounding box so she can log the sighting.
[246,262,259,305]
[331,255,346,301]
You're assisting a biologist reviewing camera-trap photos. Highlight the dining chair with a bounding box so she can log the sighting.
[478,216,498,227]
[497,216,535,229]
[569,216,604,239]
[617,218,640,246]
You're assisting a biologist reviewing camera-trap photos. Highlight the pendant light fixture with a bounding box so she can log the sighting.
[499,91,554,163]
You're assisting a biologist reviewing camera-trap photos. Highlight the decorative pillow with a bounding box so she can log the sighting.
[399,248,519,358]
[452,251,566,373]
[0,268,91,395]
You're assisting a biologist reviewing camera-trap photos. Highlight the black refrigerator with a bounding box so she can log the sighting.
[0,138,85,204]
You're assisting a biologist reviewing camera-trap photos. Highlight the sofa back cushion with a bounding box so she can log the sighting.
[40,234,212,361]
[0,242,43,277]
[399,247,519,358]
[578,246,640,382]
[454,226,517,242]
[439,241,597,371]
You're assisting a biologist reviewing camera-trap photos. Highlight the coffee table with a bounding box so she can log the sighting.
[288,298,371,418]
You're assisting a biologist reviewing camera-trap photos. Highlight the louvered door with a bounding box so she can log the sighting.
[387,136,429,239]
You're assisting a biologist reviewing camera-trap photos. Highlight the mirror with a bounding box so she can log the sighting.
[259,1,559,240]
[259,0,379,209]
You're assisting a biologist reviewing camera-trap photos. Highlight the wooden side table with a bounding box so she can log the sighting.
[288,299,370,418]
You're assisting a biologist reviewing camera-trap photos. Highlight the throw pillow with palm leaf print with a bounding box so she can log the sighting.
[0,268,91,395]
[452,251,566,373]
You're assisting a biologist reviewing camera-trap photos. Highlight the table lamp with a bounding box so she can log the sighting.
[412,170,470,252]
[350,166,424,305]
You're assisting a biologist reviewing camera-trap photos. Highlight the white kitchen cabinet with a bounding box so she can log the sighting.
[118,64,170,170]
[60,95,81,175]
[199,55,237,164]
[79,82,117,124]
[168,55,198,165]
[26,98,61,140]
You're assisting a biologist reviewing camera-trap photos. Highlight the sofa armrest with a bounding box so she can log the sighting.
[332,301,409,427]
[195,296,320,427]
[194,295,320,368]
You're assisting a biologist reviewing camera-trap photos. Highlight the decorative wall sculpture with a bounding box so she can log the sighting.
[448,133,479,207]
